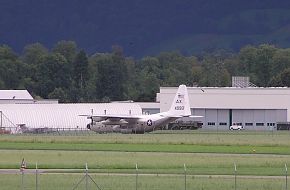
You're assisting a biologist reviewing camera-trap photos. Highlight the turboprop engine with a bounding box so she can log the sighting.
[91,116,105,122]
[101,119,129,125]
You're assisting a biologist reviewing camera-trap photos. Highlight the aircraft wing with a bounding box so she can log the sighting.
[79,114,141,121]
[158,114,203,118]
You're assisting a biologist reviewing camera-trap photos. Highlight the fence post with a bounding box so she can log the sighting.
[86,163,88,190]
[0,111,2,128]
[21,170,24,190]
[20,158,26,190]
[136,163,138,190]
[36,162,39,190]
[234,163,237,190]
[286,164,288,190]
[184,163,187,190]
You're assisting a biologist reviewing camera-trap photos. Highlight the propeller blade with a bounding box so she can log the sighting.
[90,109,94,125]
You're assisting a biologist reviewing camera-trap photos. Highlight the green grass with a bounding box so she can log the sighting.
[0,141,289,155]
[0,150,289,176]
[0,131,289,156]
[0,173,286,190]
[1,131,289,146]
[0,131,290,147]
[0,131,289,178]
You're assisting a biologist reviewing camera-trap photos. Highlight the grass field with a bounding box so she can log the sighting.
[0,131,289,189]
[0,150,290,175]
[0,173,287,190]
[0,142,289,155]
[0,150,289,175]
[0,131,289,146]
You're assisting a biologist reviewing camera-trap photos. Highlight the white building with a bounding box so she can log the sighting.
[1,87,290,131]
[0,103,142,130]
[0,90,34,104]
[155,86,290,130]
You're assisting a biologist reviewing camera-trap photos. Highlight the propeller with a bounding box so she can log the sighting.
[87,109,94,130]
[91,109,94,125]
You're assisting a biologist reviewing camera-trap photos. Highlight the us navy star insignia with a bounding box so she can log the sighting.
[147,119,153,126]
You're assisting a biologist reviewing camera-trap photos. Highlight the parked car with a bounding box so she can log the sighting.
[230,124,243,130]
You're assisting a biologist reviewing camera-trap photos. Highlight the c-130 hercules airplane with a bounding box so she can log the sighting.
[82,85,202,133]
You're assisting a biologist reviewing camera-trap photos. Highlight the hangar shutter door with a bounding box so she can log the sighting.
[205,109,217,127]
[232,109,243,125]
[217,109,229,130]
[276,109,287,122]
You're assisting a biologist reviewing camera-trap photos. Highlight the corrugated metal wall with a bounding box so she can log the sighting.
[196,108,287,130]
[0,103,142,129]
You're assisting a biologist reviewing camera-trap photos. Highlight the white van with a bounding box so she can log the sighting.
[230,124,244,130]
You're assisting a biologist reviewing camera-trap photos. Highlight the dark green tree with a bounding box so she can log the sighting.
[136,71,159,102]
[73,50,89,89]
[0,79,5,89]
[85,55,100,102]
[199,55,230,87]
[22,43,48,65]
[37,53,71,98]
[270,68,290,87]
[270,48,290,76]
[238,45,259,83]
[94,48,127,101]
[280,68,290,86]
[255,44,277,86]
[122,57,139,100]
[22,43,48,93]
[48,87,68,103]
[52,41,77,64]
[0,45,22,89]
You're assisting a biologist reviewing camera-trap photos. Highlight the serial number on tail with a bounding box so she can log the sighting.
[175,106,184,110]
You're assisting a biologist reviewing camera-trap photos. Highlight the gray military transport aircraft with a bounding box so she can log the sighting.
[17,124,57,134]
[82,84,202,133]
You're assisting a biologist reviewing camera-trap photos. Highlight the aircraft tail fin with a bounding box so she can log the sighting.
[168,84,191,116]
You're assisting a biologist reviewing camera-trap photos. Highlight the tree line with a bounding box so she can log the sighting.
[1,41,290,103]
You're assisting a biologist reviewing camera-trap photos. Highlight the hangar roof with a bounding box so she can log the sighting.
[137,102,160,109]
[159,86,290,116]
[0,103,142,129]
[0,90,33,100]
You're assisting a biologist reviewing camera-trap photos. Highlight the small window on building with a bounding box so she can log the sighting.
[208,122,216,126]
[232,122,242,126]
[256,123,264,126]
[267,123,276,126]
[219,122,227,126]
[245,123,253,126]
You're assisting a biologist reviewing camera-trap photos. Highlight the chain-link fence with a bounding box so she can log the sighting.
[0,126,96,135]
[0,163,288,190]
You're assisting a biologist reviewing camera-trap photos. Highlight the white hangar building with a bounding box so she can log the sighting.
[0,95,142,131]
[0,90,34,104]
[152,86,290,130]
[1,86,290,131]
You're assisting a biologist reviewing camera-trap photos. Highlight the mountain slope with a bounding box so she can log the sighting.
[1,1,290,56]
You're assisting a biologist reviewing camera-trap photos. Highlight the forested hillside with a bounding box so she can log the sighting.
[1,41,290,103]
[1,1,290,56]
